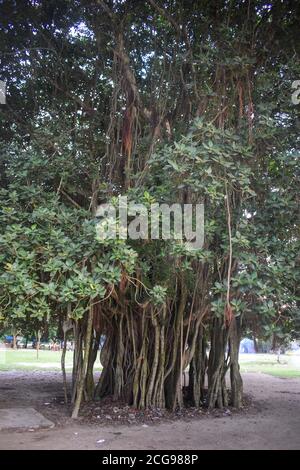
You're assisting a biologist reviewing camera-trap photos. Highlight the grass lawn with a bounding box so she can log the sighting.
[1,349,299,378]
[0,348,102,372]
[239,353,300,378]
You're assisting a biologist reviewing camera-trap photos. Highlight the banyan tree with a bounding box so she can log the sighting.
[0,0,299,418]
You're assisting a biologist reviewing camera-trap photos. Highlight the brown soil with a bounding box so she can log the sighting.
[0,371,299,449]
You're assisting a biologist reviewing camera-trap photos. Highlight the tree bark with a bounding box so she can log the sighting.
[71,304,94,418]
[229,317,243,408]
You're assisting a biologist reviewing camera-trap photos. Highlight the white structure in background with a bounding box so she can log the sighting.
[290,340,300,352]
[239,338,256,354]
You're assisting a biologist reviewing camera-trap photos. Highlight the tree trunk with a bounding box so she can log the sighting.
[71,304,94,418]
[228,317,243,408]
[188,326,207,407]
[61,330,68,404]
[86,331,100,400]
[207,318,228,409]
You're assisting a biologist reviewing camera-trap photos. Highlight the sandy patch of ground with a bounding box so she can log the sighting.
[0,371,299,450]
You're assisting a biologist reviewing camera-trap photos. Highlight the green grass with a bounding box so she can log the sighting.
[0,348,102,372]
[1,349,299,378]
[239,353,300,379]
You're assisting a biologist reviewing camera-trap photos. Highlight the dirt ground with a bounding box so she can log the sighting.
[0,371,299,450]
